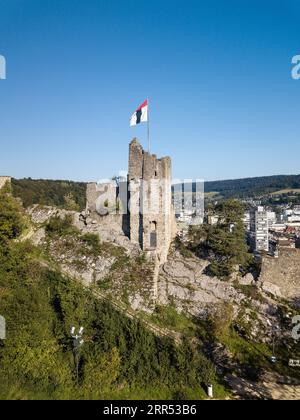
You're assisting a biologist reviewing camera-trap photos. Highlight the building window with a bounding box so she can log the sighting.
[150,221,157,248]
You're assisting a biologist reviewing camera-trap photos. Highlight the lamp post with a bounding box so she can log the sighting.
[70,326,84,385]
[267,320,280,364]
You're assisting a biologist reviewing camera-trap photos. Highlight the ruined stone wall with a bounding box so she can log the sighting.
[259,248,300,307]
[128,179,141,245]
[86,182,118,215]
[85,181,129,236]
[0,176,11,190]
[128,139,143,246]
[128,139,143,179]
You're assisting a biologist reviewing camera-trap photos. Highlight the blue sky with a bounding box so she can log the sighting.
[0,0,299,182]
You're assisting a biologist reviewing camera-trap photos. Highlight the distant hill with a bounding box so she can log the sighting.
[12,174,300,210]
[172,174,300,199]
[12,178,86,210]
[204,174,300,199]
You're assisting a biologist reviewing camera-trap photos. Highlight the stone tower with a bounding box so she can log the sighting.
[128,138,175,267]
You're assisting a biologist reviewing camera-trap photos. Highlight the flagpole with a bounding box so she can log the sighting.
[147,99,150,153]
[147,99,151,153]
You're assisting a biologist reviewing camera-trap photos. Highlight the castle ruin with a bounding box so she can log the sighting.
[86,139,176,298]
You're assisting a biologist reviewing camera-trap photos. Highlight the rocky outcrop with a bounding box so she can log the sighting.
[26,205,297,342]
[157,249,287,344]
[26,205,155,309]
[239,273,255,286]
[158,251,249,316]
[27,205,140,256]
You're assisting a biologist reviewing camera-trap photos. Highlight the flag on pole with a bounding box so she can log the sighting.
[130,100,148,126]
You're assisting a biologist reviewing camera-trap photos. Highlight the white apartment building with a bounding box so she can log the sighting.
[243,212,250,231]
[250,206,269,252]
[267,211,276,228]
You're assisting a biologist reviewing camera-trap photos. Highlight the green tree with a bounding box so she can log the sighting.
[82,347,121,398]
[0,190,24,242]
[208,302,234,341]
[190,200,253,279]
[63,193,80,211]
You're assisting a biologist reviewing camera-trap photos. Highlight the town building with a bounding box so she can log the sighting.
[249,206,269,252]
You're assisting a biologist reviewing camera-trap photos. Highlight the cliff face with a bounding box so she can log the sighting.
[259,248,300,307]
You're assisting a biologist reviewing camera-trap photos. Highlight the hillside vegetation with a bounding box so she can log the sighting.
[11,178,86,211]
[189,200,254,278]
[205,174,300,198]
[173,174,300,199]
[0,188,224,400]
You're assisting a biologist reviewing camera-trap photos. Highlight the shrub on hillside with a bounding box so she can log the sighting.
[0,190,24,242]
[45,215,79,237]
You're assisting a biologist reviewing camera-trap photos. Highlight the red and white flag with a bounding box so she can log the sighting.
[130,100,148,126]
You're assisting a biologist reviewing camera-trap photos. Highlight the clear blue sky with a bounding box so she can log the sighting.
[0,0,299,182]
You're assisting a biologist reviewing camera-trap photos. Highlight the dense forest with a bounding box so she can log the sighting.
[174,174,300,199]
[204,174,300,198]
[0,185,220,400]
[11,178,86,211]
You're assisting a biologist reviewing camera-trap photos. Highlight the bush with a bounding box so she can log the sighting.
[81,233,101,254]
[0,190,24,242]
[208,302,234,341]
[174,236,193,258]
[45,215,79,237]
